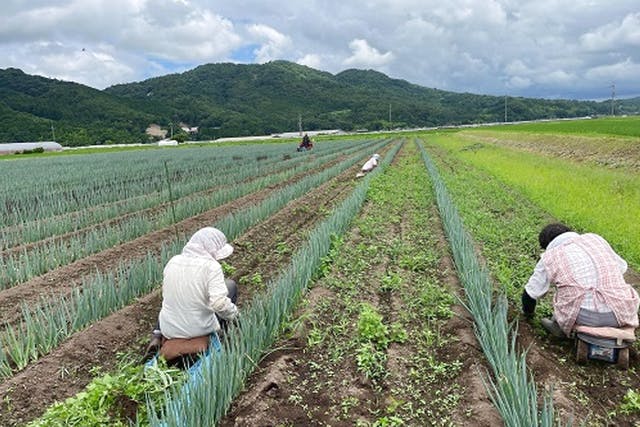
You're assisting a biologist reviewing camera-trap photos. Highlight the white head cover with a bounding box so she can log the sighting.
[181,227,234,261]
[373,153,380,159]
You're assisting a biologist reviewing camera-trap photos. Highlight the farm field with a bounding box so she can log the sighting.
[220,142,499,426]
[0,138,392,425]
[0,118,639,426]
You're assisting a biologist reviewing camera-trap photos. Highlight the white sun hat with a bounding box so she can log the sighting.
[182,227,234,261]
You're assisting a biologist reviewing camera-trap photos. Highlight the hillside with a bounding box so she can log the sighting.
[0,68,158,146]
[106,61,610,140]
[0,61,623,146]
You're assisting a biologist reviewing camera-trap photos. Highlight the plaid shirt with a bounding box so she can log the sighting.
[540,233,639,335]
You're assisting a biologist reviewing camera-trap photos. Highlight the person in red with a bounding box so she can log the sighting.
[297,133,313,151]
[522,223,639,337]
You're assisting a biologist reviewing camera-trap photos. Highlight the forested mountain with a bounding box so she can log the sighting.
[0,68,161,146]
[0,61,629,146]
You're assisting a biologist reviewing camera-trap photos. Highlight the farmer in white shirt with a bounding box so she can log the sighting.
[145,227,239,361]
[356,153,380,177]
[522,223,639,337]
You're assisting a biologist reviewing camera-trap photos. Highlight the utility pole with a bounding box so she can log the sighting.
[504,95,508,122]
[51,123,56,141]
[388,103,391,130]
[298,114,303,136]
[610,83,616,116]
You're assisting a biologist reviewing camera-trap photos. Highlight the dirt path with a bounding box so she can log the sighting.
[220,142,501,426]
[0,152,374,426]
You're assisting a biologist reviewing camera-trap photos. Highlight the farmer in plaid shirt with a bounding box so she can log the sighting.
[522,223,639,337]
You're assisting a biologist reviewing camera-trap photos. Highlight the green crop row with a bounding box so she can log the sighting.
[29,142,402,426]
[420,134,640,424]
[417,139,557,427]
[1,139,381,249]
[0,139,371,228]
[0,139,384,291]
[148,141,402,426]
[0,138,393,379]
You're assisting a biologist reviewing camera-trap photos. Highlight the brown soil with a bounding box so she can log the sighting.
[0,146,377,426]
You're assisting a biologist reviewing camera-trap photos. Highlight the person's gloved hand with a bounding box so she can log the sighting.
[521,290,536,321]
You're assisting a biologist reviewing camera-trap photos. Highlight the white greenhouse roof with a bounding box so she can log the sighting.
[0,141,63,154]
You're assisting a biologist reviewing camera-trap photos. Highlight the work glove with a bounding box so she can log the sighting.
[521,290,536,321]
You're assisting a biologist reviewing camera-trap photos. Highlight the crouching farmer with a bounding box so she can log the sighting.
[522,223,639,338]
[356,153,380,178]
[145,227,239,368]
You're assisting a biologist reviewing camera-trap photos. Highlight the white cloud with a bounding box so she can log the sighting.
[0,0,638,98]
[505,60,530,75]
[585,57,640,80]
[343,39,393,68]
[247,24,292,63]
[121,7,242,62]
[297,54,323,70]
[580,12,640,51]
[507,76,532,89]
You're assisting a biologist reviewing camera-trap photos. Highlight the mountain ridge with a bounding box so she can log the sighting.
[1,61,638,146]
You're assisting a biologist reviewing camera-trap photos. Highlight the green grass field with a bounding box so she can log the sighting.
[478,116,640,137]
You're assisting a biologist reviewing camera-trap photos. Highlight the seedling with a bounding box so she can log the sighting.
[220,261,236,276]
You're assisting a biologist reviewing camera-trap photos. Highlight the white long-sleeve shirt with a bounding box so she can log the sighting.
[525,232,628,313]
[159,254,238,339]
[361,157,378,172]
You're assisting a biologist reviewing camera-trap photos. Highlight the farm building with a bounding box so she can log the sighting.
[0,141,62,155]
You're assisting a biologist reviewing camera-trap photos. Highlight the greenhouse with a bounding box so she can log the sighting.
[0,141,62,155]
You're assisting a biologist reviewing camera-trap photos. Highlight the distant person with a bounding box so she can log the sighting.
[144,227,239,365]
[522,223,639,337]
[297,133,313,151]
[356,153,380,178]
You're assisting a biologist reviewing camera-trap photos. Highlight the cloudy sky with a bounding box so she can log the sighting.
[1,0,639,100]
